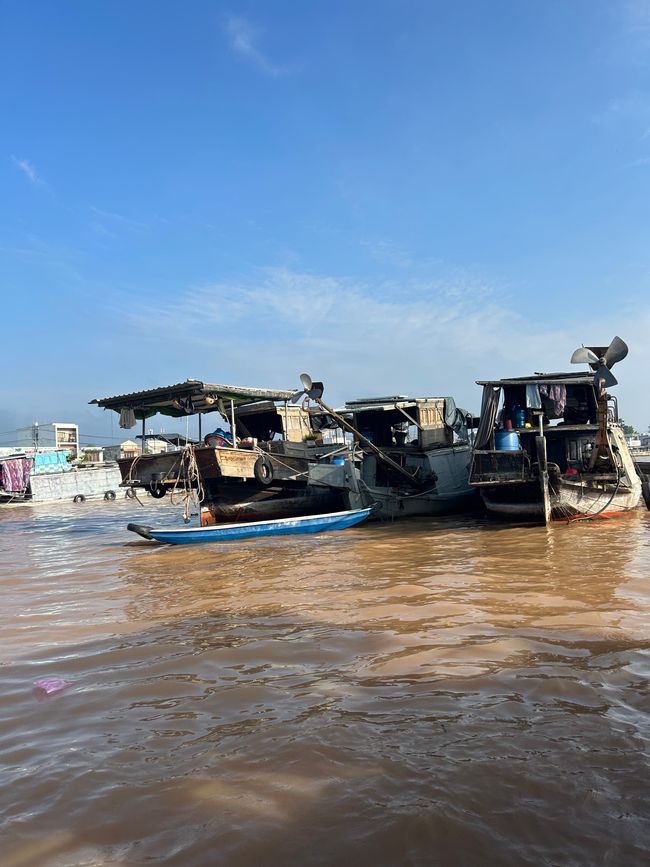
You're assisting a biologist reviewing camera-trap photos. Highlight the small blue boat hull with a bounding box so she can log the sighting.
[127,506,375,545]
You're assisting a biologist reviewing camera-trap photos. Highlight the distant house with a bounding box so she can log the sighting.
[103,440,141,461]
[136,433,194,454]
[15,422,79,457]
[80,446,104,463]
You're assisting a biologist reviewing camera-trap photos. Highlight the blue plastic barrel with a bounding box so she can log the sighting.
[495,430,521,451]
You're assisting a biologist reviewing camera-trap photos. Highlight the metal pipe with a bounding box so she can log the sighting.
[230,400,238,449]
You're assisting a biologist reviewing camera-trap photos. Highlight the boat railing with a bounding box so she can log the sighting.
[607,395,619,423]
[469,449,531,486]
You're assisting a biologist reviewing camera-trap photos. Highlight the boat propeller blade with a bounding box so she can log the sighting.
[292,373,324,403]
[603,336,628,368]
[570,346,599,365]
[593,365,618,390]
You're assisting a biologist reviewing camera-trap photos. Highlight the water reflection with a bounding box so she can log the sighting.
[1,500,649,865]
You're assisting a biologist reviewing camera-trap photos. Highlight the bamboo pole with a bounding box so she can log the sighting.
[312,397,421,489]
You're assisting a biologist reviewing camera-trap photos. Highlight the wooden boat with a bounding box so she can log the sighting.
[274,375,479,520]
[323,394,479,519]
[127,505,376,545]
[89,379,348,525]
[468,337,642,524]
[90,375,480,526]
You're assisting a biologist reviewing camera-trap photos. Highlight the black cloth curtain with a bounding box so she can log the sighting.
[474,386,501,450]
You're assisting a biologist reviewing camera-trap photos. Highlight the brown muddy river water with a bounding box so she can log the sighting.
[1,499,649,866]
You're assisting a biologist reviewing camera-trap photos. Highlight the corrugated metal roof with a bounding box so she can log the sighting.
[90,379,295,417]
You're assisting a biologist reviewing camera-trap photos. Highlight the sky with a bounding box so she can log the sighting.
[2,0,650,445]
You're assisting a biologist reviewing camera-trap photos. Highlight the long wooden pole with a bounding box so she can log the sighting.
[535,413,552,525]
[312,396,422,489]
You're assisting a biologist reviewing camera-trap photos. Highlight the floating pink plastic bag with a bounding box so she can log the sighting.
[33,678,74,695]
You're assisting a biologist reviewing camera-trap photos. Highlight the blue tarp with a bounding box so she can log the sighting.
[32,452,72,474]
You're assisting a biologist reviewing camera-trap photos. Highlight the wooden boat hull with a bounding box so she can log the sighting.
[339,445,478,519]
[200,488,343,525]
[127,506,376,545]
[480,476,642,522]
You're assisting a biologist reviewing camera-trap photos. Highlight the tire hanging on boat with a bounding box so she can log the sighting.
[149,482,167,499]
[254,455,274,485]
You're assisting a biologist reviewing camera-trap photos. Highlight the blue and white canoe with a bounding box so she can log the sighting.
[127,505,377,545]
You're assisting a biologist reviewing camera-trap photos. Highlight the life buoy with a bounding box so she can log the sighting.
[254,456,274,485]
[104,490,116,501]
[73,494,86,503]
[149,482,167,499]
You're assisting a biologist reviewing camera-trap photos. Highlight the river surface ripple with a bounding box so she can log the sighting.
[1,499,649,866]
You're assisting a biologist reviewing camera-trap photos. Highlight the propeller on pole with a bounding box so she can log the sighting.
[290,373,423,489]
[571,337,629,471]
[570,336,628,389]
[291,373,324,404]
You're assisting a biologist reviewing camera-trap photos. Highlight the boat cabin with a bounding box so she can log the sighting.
[469,371,614,486]
[89,379,314,490]
[339,396,466,449]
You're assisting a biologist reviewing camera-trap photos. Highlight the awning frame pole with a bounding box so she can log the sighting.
[230,400,238,449]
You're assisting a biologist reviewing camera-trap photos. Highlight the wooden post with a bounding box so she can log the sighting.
[535,413,551,525]
[230,400,238,449]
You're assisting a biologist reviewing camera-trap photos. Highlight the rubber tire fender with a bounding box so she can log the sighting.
[104,490,116,501]
[73,494,86,503]
[125,487,137,499]
[254,455,274,485]
[149,482,167,499]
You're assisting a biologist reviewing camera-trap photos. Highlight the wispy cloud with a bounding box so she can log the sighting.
[625,155,650,167]
[224,16,285,77]
[11,155,43,185]
[90,207,148,230]
[116,266,650,428]
[623,0,650,38]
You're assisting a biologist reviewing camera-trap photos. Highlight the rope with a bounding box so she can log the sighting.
[250,444,310,479]
[168,444,205,522]
[564,466,622,523]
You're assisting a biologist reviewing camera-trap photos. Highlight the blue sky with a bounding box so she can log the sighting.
[2,0,649,443]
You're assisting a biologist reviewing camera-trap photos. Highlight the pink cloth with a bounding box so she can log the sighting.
[0,457,32,492]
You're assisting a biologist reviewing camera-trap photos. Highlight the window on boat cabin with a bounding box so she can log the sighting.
[500,383,596,427]
[234,408,284,442]
[352,408,421,448]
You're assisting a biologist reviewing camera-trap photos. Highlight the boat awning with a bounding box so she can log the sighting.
[90,380,295,420]
[476,372,595,387]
